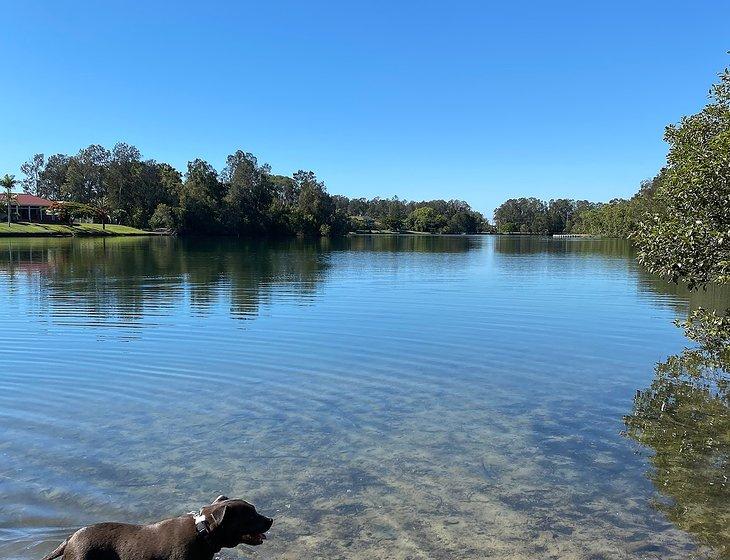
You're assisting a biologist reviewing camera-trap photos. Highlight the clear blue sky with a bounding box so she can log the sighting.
[1,1,728,216]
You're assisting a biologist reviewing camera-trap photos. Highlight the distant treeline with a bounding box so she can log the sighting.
[16,146,489,236]
[493,174,662,237]
[334,197,488,234]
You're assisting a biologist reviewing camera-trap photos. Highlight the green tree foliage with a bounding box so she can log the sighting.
[569,174,665,237]
[16,144,486,236]
[494,197,544,233]
[221,150,272,235]
[621,67,730,556]
[572,198,636,237]
[442,211,480,234]
[177,159,223,235]
[149,203,176,231]
[344,197,489,233]
[20,153,45,195]
[405,206,447,233]
[290,171,348,236]
[493,197,588,234]
[38,154,70,200]
[382,198,407,232]
[633,70,730,289]
[62,144,110,204]
[46,201,103,225]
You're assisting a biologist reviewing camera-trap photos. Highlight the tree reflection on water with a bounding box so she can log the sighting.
[0,235,478,326]
[624,310,729,558]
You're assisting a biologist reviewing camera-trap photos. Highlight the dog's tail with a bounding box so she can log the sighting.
[40,538,67,560]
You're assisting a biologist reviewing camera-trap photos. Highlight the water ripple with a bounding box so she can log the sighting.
[0,236,726,560]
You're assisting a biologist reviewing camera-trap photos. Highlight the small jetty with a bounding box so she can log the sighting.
[552,233,596,238]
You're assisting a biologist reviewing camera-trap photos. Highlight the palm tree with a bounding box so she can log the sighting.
[1,174,18,227]
[92,196,111,231]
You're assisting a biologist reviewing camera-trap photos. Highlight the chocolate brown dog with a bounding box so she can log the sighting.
[40,496,273,560]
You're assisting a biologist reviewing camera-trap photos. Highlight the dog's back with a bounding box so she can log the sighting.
[50,519,194,560]
[38,496,272,560]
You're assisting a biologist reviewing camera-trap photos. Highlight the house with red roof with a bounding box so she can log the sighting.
[2,193,57,223]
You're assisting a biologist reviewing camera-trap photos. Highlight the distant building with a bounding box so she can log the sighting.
[1,193,57,223]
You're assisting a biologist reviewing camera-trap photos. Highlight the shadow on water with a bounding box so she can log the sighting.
[624,315,730,559]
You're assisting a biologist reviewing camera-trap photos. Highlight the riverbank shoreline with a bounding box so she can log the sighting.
[0,223,157,237]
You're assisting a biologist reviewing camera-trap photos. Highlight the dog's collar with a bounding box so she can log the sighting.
[194,512,209,533]
[190,510,214,548]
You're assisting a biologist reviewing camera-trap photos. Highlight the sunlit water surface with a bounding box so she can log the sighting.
[0,236,727,560]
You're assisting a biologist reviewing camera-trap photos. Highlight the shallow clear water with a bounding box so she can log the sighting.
[0,235,727,560]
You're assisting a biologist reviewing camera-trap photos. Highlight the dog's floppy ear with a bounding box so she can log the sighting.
[211,505,228,528]
[212,495,228,504]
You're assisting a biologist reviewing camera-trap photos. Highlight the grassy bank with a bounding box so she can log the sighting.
[0,222,153,237]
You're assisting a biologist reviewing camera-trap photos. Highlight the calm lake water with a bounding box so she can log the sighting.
[0,235,727,560]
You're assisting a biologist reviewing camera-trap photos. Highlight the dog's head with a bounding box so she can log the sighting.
[203,495,273,548]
